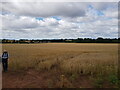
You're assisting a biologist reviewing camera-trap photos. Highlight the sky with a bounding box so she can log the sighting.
[0,2,118,39]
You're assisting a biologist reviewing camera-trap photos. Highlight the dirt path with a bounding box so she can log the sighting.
[3,69,116,88]
[2,69,95,88]
[2,69,49,88]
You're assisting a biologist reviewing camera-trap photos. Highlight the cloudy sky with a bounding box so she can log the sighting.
[0,2,118,39]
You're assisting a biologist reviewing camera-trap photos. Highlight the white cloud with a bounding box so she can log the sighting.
[103,8,118,18]
[2,14,39,30]
[1,2,118,39]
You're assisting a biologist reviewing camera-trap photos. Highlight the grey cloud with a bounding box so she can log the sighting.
[1,2,117,18]
[90,2,118,10]
[2,2,87,17]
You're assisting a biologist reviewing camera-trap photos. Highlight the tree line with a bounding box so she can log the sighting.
[0,37,120,43]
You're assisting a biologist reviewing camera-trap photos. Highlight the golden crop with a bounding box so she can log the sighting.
[2,43,118,76]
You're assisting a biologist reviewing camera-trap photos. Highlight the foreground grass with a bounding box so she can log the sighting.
[2,43,119,88]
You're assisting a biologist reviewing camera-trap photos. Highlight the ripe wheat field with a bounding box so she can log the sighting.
[1,43,119,88]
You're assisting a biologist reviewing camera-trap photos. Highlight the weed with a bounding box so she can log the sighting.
[94,77,104,88]
[108,74,119,85]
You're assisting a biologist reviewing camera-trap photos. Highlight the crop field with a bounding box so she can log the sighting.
[1,43,119,88]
